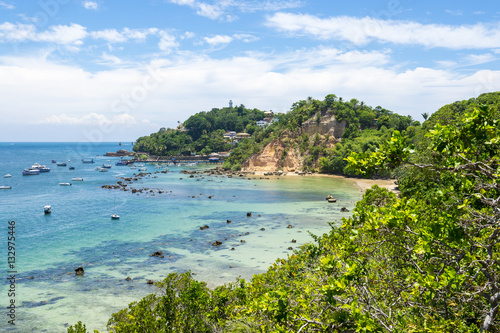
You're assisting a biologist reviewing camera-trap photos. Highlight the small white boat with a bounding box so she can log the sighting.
[98,167,109,172]
[59,182,72,186]
[44,205,51,214]
[71,177,84,181]
[111,214,120,220]
[0,185,12,189]
[139,167,147,171]
[3,174,11,178]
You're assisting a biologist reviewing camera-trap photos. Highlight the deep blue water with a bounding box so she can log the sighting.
[0,142,363,332]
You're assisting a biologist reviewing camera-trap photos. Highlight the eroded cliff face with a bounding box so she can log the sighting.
[241,113,346,172]
[300,114,346,139]
[241,139,301,172]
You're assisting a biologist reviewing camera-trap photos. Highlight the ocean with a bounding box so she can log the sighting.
[0,142,363,332]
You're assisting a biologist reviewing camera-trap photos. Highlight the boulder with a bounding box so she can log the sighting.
[75,267,84,276]
[199,225,209,230]
[150,251,164,258]
[212,240,223,246]
[340,207,350,212]
[247,212,252,217]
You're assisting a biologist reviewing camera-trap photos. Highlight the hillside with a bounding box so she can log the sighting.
[69,93,500,332]
[224,94,417,175]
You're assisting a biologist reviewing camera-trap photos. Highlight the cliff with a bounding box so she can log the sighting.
[241,112,346,172]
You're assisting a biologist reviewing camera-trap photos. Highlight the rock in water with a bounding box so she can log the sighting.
[75,267,84,276]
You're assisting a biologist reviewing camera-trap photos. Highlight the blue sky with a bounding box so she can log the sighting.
[1,0,499,141]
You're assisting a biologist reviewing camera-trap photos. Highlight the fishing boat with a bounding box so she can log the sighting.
[44,205,51,214]
[58,182,72,186]
[22,169,40,176]
[56,162,67,166]
[98,167,109,172]
[115,160,127,166]
[82,158,95,163]
[71,177,83,181]
[0,185,12,189]
[69,166,75,170]
[51,160,57,163]
[101,164,112,168]
[139,167,147,171]
[3,174,11,178]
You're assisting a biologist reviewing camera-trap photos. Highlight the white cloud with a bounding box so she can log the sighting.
[158,31,178,51]
[37,23,88,45]
[83,1,99,10]
[204,34,233,46]
[40,113,138,125]
[2,47,500,141]
[266,13,500,49]
[464,53,496,65]
[233,33,259,42]
[203,33,259,46]
[0,1,14,10]
[0,22,87,46]
[167,0,303,20]
[91,29,127,43]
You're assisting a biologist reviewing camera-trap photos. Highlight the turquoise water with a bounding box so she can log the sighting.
[0,142,363,332]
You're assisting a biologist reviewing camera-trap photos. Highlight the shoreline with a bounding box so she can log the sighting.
[245,170,399,194]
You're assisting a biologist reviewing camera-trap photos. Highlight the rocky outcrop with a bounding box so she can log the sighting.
[242,138,301,172]
[300,114,346,139]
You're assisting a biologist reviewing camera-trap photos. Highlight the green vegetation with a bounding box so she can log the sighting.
[132,105,265,156]
[69,93,500,332]
[224,94,418,174]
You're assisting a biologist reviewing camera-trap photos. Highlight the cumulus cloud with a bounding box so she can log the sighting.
[0,22,87,46]
[83,1,99,10]
[204,34,233,46]
[158,31,178,51]
[266,13,500,49]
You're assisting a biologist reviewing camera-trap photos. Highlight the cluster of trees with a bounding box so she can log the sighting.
[132,106,265,156]
[224,94,418,173]
[69,95,500,332]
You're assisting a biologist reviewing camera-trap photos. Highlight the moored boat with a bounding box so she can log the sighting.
[22,169,40,176]
[98,167,109,172]
[111,214,120,220]
[115,160,127,166]
[101,164,112,168]
[31,163,50,172]
[44,205,51,214]
[82,158,95,163]
[0,185,12,189]
[69,166,75,170]
[71,177,83,181]
[56,162,67,166]
[3,174,12,178]
[58,182,72,186]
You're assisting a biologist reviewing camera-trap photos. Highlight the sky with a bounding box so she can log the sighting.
[0,0,499,142]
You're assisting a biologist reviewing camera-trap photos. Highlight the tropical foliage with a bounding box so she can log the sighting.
[69,95,500,332]
[133,106,265,156]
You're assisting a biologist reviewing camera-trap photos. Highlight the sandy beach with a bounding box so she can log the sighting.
[249,170,399,194]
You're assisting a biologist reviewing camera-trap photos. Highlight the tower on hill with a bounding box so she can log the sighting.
[229,100,233,108]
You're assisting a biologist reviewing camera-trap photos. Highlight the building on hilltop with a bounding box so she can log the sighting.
[229,100,233,108]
